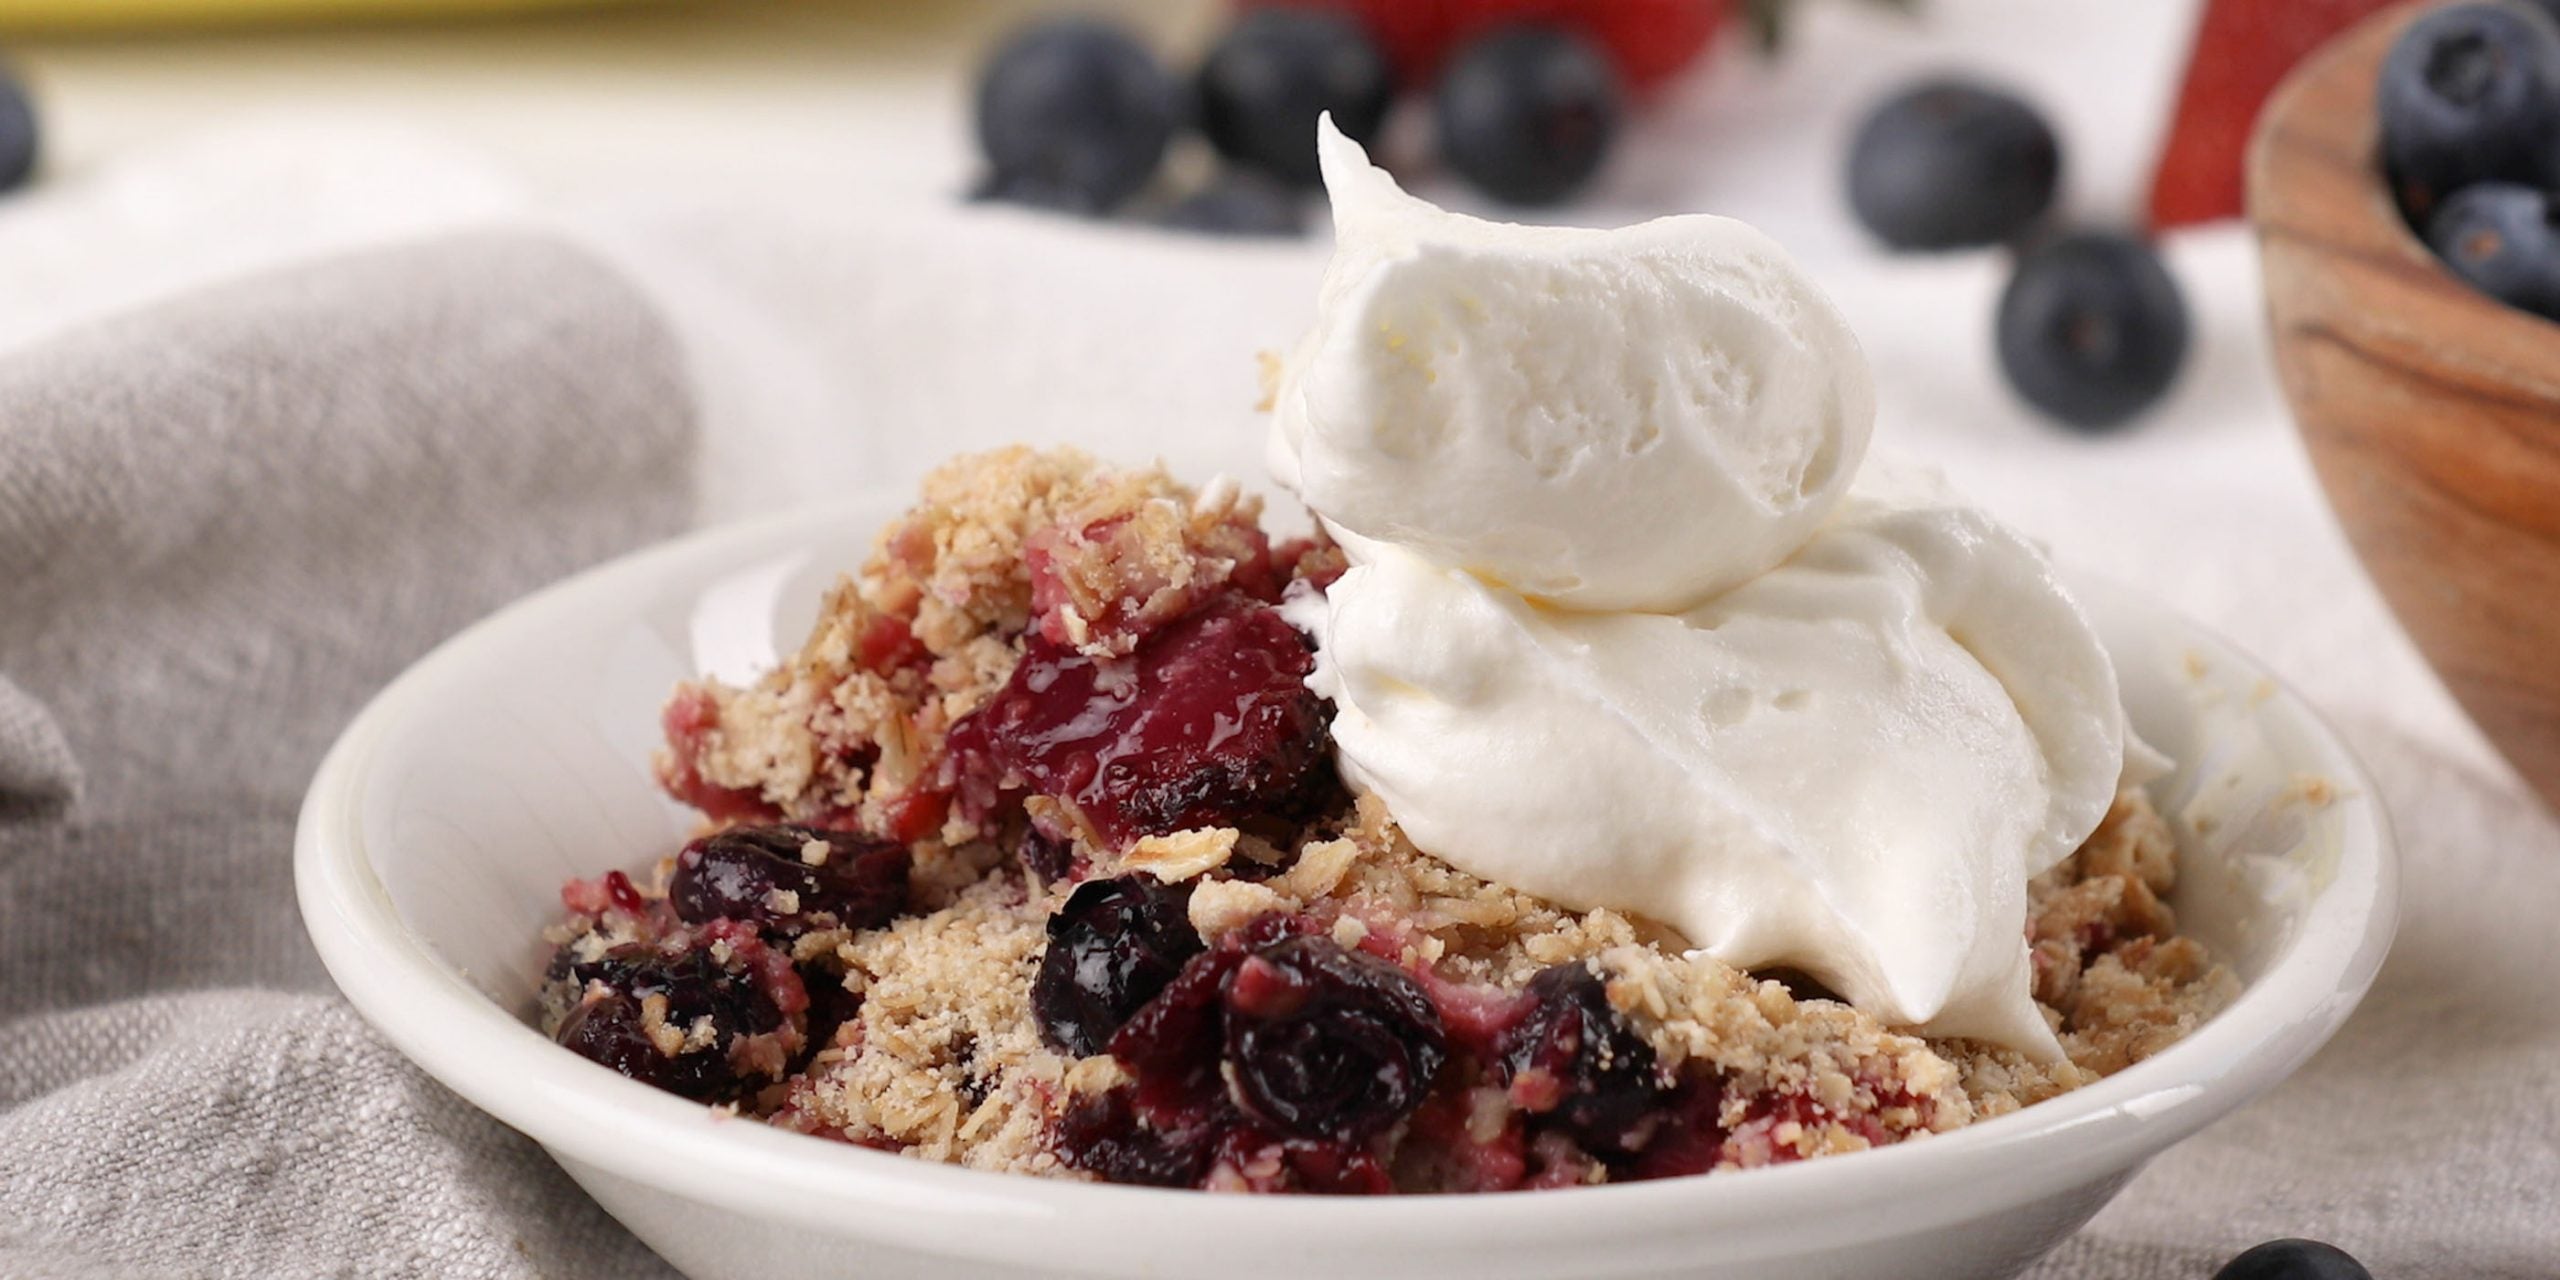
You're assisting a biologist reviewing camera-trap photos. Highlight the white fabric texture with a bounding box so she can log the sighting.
[0,28,2555,1277]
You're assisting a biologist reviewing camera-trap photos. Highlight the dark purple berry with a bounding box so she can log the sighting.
[2212,1239,2373,1280]
[0,65,35,194]
[1195,8,1394,187]
[1433,25,1621,207]
[1019,824,1077,883]
[551,947,787,1102]
[1996,231,2189,431]
[1496,962,1670,1156]
[1158,170,1309,238]
[2380,3,2560,224]
[1221,936,1446,1143]
[1847,78,2059,250]
[667,824,909,936]
[1033,876,1204,1057]
[1053,1085,1222,1187]
[2427,182,2560,322]
[949,598,1333,849]
[974,18,1177,215]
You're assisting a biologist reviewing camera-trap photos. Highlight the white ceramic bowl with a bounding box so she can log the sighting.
[296,500,2396,1280]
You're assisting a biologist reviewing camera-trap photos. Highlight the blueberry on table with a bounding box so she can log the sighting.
[2211,1238,2373,1280]
[2378,2,2560,223]
[2427,182,2560,322]
[974,18,1178,215]
[1846,78,2060,250]
[1433,25,1622,207]
[1158,169,1309,237]
[0,65,36,194]
[1196,9,1394,188]
[1995,232,2190,431]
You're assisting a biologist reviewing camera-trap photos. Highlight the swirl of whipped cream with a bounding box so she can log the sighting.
[1276,120,2132,1057]
[1270,121,1873,613]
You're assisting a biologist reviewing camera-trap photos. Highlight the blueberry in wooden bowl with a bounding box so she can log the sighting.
[2250,1,2560,813]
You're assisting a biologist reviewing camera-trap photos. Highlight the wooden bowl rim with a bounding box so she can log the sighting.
[2247,0,2560,380]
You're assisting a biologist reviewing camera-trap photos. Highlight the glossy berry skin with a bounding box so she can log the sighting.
[1995,232,2190,431]
[1032,876,1205,1057]
[974,18,1178,214]
[1158,170,1309,238]
[948,597,1333,849]
[1222,936,1448,1143]
[1434,25,1622,207]
[0,67,34,194]
[2211,1238,2373,1280]
[2378,2,2560,223]
[2428,182,2560,321]
[1196,9,1394,187]
[1847,79,2060,250]
[667,824,910,937]
[552,947,788,1102]
[1496,962,1671,1155]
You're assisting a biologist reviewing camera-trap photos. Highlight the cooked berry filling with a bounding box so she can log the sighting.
[1495,962,1672,1157]
[1223,936,1448,1144]
[947,595,1333,847]
[1031,875,1204,1057]
[551,942,803,1103]
[668,823,910,937]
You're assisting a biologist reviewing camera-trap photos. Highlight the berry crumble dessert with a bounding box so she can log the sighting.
[534,122,2237,1194]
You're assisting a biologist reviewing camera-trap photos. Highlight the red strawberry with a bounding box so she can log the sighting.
[1247,0,1733,95]
[2147,0,2401,228]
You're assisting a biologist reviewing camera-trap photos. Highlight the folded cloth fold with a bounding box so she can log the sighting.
[0,229,693,1279]
[0,673,77,823]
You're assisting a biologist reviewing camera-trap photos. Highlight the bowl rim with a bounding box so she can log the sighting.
[295,501,2399,1270]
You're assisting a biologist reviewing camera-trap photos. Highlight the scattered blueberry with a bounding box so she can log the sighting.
[2428,182,2560,321]
[2378,2,2560,223]
[1995,231,2189,431]
[1032,875,1205,1057]
[1846,78,2060,250]
[1052,1082,1222,1186]
[1434,25,1622,207]
[974,18,1178,214]
[1195,9,1394,187]
[667,823,910,937]
[0,66,32,194]
[2211,1238,2373,1280]
[552,946,788,1101]
[1496,962,1671,1155]
[1158,169,1309,237]
[1221,936,1447,1143]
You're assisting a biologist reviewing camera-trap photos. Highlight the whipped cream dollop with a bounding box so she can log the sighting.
[1274,121,2133,1057]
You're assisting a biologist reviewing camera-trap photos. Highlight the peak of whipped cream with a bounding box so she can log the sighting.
[1272,120,2135,1058]
[1270,122,1874,614]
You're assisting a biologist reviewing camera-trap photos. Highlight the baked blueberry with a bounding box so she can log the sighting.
[1195,9,1394,187]
[1032,875,1204,1057]
[667,823,910,937]
[974,18,1178,214]
[1222,936,1447,1143]
[1433,25,1621,207]
[1846,78,2060,250]
[552,946,790,1102]
[1496,961,1672,1155]
[1995,231,2189,431]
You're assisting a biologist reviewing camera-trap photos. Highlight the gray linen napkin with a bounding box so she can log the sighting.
[0,230,690,1279]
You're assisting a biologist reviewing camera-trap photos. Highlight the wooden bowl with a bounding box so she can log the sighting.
[2250,1,2560,812]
